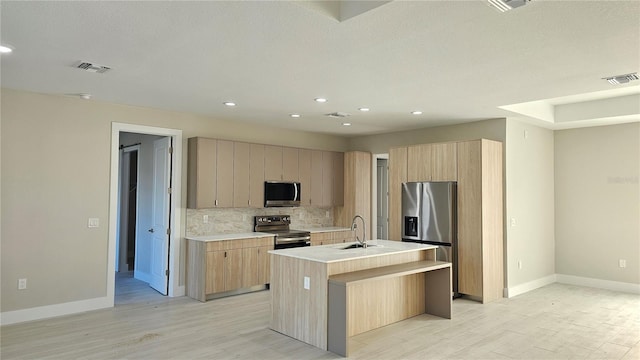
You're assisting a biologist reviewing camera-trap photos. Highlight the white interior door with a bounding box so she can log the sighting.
[149,137,171,295]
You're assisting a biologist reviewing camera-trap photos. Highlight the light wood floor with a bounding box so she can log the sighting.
[1,275,638,359]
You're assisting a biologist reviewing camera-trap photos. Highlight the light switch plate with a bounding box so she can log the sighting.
[88,218,99,228]
[18,278,27,290]
[303,276,310,290]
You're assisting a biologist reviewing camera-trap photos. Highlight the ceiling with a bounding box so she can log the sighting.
[1,0,639,136]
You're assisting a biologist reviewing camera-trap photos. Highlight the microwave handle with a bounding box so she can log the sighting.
[294,182,298,201]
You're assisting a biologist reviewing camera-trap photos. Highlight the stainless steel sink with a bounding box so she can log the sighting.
[341,243,379,250]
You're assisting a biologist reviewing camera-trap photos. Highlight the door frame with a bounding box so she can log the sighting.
[370,153,388,240]
[108,122,184,303]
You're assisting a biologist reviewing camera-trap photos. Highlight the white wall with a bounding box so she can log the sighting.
[505,119,555,293]
[555,123,639,285]
[0,88,349,314]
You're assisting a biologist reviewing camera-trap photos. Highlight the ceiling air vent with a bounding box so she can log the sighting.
[325,112,351,118]
[603,72,639,85]
[74,61,112,74]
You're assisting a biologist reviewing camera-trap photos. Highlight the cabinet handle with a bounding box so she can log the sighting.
[224,251,227,257]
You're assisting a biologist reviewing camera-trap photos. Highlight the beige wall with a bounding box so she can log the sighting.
[347,118,506,154]
[0,88,349,312]
[505,119,555,288]
[555,123,640,284]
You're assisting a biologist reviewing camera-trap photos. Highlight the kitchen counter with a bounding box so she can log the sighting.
[269,239,437,263]
[185,232,274,242]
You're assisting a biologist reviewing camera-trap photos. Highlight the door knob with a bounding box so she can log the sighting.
[148,228,154,233]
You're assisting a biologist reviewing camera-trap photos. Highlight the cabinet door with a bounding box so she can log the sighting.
[233,142,251,207]
[310,232,331,246]
[242,247,259,288]
[333,152,344,206]
[264,145,283,181]
[388,147,407,240]
[224,249,243,291]
[299,149,312,206]
[216,140,234,207]
[257,245,271,285]
[187,137,217,209]
[407,144,432,182]
[249,144,265,208]
[321,151,334,207]
[310,150,324,206]
[205,250,225,294]
[432,143,457,181]
[282,147,299,182]
[457,140,483,297]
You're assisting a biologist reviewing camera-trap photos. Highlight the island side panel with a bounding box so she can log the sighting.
[270,254,328,350]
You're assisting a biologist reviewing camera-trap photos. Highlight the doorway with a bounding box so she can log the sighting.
[108,123,184,307]
[376,158,389,239]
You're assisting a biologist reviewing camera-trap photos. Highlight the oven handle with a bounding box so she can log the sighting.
[276,236,311,243]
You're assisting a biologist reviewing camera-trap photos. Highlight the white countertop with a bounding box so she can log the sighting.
[298,226,351,233]
[269,240,437,263]
[186,232,274,242]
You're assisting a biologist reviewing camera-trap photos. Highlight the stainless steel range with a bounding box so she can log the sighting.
[254,215,311,249]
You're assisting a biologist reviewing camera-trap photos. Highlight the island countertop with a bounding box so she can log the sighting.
[269,239,437,263]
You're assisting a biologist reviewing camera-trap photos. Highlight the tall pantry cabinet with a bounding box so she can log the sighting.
[388,139,503,303]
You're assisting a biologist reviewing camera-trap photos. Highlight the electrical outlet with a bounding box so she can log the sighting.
[524,130,529,139]
[303,276,310,290]
[203,215,209,224]
[510,218,517,227]
[619,259,627,268]
[325,211,330,218]
[518,260,522,270]
[18,278,27,290]
[88,218,99,228]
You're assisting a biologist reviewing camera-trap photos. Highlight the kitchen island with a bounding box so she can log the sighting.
[269,240,452,357]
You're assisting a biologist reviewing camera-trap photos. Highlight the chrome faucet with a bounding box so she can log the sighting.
[351,215,366,248]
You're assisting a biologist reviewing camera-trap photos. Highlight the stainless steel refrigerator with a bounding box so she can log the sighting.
[402,181,458,296]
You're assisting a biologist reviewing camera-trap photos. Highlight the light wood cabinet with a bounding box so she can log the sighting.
[265,145,283,181]
[187,236,275,302]
[187,137,217,209]
[188,137,344,209]
[333,152,345,206]
[335,151,371,236]
[457,139,503,303]
[299,149,312,206]
[310,230,354,246]
[233,142,251,207]
[431,143,457,181]
[187,138,235,209]
[282,147,299,181]
[249,144,265,208]
[407,144,431,182]
[388,147,407,240]
[310,150,324,206]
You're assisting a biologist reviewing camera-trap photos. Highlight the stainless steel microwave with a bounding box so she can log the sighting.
[264,181,300,207]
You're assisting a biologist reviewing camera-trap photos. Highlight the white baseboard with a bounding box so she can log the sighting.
[506,274,557,298]
[0,296,113,326]
[556,274,640,294]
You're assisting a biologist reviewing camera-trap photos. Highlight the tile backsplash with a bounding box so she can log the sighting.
[186,207,335,236]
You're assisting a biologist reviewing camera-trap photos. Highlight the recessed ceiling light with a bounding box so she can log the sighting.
[486,0,529,13]
[314,98,328,103]
[342,122,352,126]
[359,108,370,112]
[0,45,13,53]
[411,111,423,115]
[223,102,236,107]
[290,114,301,118]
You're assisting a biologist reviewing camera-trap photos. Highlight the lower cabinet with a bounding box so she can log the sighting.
[187,236,274,302]
[310,230,353,246]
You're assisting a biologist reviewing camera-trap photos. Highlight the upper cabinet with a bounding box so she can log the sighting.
[264,145,283,181]
[187,137,233,209]
[187,137,344,209]
[407,142,457,182]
